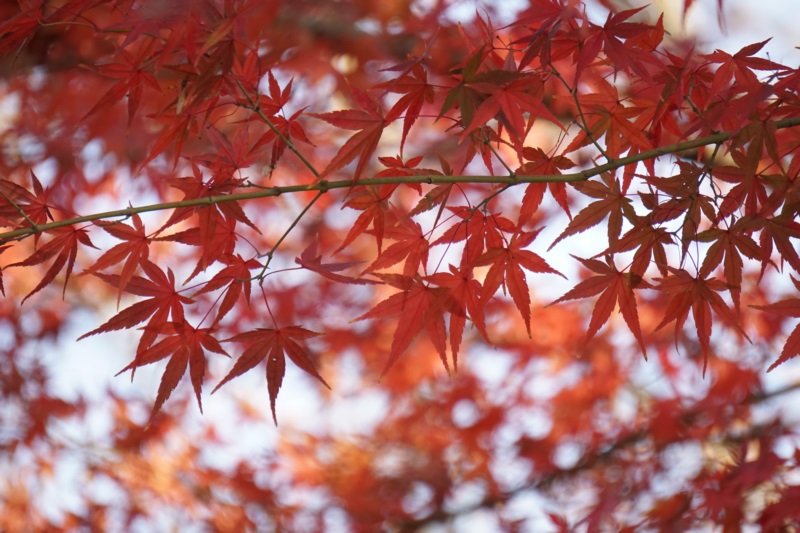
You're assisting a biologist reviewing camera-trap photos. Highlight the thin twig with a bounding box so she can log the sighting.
[235,79,321,179]
[256,189,325,279]
[550,65,612,162]
[0,188,40,233]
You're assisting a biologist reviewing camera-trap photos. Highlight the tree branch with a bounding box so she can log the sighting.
[1,117,799,243]
[396,379,800,530]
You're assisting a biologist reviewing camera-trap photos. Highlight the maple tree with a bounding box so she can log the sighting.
[2,0,800,530]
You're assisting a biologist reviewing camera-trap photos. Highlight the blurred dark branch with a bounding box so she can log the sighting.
[396,379,800,530]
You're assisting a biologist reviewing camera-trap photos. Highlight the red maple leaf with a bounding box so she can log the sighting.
[295,242,377,286]
[82,40,162,125]
[432,207,516,267]
[79,261,193,357]
[425,264,489,371]
[564,78,652,159]
[334,186,395,255]
[116,322,228,418]
[517,148,576,222]
[9,226,96,303]
[0,171,54,231]
[213,326,330,424]
[193,253,263,326]
[654,267,745,372]
[751,276,800,371]
[549,173,636,250]
[756,214,800,275]
[475,229,564,337]
[574,6,662,83]
[460,72,565,145]
[611,215,675,277]
[362,218,430,278]
[697,218,762,313]
[702,39,787,96]
[374,65,435,154]
[309,86,388,181]
[80,213,151,304]
[355,275,449,375]
[550,256,650,356]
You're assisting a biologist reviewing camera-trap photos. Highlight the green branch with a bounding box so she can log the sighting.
[1,116,799,243]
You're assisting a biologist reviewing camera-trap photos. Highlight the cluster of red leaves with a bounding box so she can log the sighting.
[0,0,797,411]
[1,0,800,529]
[0,0,797,418]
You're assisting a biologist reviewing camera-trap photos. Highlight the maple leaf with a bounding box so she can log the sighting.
[161,164,256,232]
[611,216,675,277]
[425,264,489,371]
[202,126,264,175]
[251,107,312,174]
[213,326,330,424]
[139,95,219,170]
[0,4,41,55]
[564,78,652,159]
[116,322,228,417]
[0,171,54,231]
[431,207,516,267]
[309,86,387,181]
[654,267,745,373]
[362,218,430,278]
[574,6,662,84]
[549,174,635,251]
[714,150,774,220]
[355,275,449,375]
[756,214,800,275]
[9,226,96,303]
[702,39,787,96]
[438,45,487,131]
[334,186,393,254]
[80,214,151,304]
[82,40,162,125]
[79,261,193,356]
[193,254,263,326]
[549,256,650,356]
[295,242,376,286]
[517,148,575,222]
[475,230,564,337]
[697,217,761,314]
[751,276,800,371]
[245,72,314,173]
[374,65,435,155]
[460,71,565,145]
[643,162,717,258]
